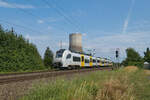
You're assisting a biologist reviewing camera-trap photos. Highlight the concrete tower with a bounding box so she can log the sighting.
[69,33,82,53]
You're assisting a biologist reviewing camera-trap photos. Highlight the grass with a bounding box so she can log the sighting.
[20,67,150,100]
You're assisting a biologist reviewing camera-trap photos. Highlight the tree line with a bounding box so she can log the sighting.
[0,25,53,72]
[122,48,150,68]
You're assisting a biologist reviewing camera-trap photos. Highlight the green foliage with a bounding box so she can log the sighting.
[0,25,44,72]
[144,48,150,63]
[43,47,53,69]
[21,69,150,100]
[122,48,143,68]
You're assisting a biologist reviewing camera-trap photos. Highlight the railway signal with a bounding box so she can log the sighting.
[115,48,120,68]
[116,50,119,58]
[115,48,120,58]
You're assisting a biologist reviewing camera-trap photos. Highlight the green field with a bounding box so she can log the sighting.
[21,68,150,100]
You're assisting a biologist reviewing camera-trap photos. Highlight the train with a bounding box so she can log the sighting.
[53,49,113,69]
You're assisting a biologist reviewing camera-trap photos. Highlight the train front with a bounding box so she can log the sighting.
[53,49,66,68]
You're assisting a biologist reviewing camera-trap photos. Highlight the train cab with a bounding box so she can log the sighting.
[53,49,68,68]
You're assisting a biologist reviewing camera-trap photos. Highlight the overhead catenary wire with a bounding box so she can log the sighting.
[1,0,83,51]
[2,0,67,50]
[42,0,81,32]
[51,0,84,33]
[0,19,45,35]
[3,0,66,32]
[0,19,58,50]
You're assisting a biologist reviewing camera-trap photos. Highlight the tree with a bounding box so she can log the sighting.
[0,25,4,33]
[122,48,143,68]
[43,47,53,69]
[0,25,44,72]
[144,48,150,63]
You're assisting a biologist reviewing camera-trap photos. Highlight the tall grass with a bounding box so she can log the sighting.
[21,69,150,100]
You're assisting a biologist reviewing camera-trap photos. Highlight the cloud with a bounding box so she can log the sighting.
[62,42,68,47]
[25,34,49,41]
[83,30,150,61]
[47,17,61,23]
[37,18,60,24]
[82,33,87,36]
[57,42,68,48]
[25,28,150,61]
[71,9,86,17]
[47,26,52,30]
[25,34,53,58]
[0,0,35,9]
[37,20,44,24]
[25,34,69,58]
[128,20,150,32]
[122,0,135,34]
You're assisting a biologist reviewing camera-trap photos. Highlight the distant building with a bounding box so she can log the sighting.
[69,33,83,53]
[144,62,150,69]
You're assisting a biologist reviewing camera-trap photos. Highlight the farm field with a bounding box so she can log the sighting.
[20,66,150,100]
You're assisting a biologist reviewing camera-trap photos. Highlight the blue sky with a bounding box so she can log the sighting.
[0,0,150,61]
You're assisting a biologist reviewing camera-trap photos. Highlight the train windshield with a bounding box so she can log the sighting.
[56,49,65,58]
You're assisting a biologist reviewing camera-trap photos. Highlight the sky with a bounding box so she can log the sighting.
[0,0,150,61]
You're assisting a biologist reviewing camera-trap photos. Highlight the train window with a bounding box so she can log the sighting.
[56,49,65,58]
[66,54,71,59]
[56,53,62,58]
[102,61,104,64]
[85,59,89,63]
[93,59,96,63]
[97,60,100,63]
[81,56,84,62]
[73,56,80,62]
[90,58,92,62]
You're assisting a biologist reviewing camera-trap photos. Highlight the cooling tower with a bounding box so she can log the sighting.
[69,33,83,53]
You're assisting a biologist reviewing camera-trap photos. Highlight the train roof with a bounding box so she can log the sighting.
[57,49,92,56]
[56,49,113,62]
[70,50,92,56]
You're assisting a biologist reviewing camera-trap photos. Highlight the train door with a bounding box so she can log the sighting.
[89,56,93,67]
[104,59,106,66]
[100,61,102,66]
[81,55,85,67]
[100,60,102,66]
[65,53,72,67]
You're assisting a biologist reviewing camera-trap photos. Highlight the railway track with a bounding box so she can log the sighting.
[0,67,112,85]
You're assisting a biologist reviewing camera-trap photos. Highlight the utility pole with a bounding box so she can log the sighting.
[87,49,92,56]
[93,49,96,56]
[60,40,62,49]
[87,49,96,56]
[11,27,14,33]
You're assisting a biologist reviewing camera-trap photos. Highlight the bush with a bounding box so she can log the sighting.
[122,48,143,68]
